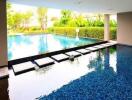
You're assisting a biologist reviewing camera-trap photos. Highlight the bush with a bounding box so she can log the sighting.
[110,27,117,40]
[51,27,76,37]
[50,27,117,40]
[28,26,41,31]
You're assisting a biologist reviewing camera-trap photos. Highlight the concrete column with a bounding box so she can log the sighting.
[0,0,8,67]
[104,14,110,41]
[117,12,132,45]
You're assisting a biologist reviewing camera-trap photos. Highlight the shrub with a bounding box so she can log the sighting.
[110,27,117,40]
[50,27,117,40]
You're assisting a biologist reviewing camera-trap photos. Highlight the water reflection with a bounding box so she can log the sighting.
[8,34,98,60]
[88,48,111,71]
[39,46,132,99]
[38,35,48,54]
[88,51,104,71]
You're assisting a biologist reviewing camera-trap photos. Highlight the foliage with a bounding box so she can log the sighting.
[110,20,117,27]
[49,27,117,40]
[60,10,72,25]
[110,27,117,40]
[7,12,33,31]
[86,20,104,27]
[53,11,117,27]
[6,3,117,40]
[54,10,72,27]
[7,3,33,32]
[37,7,48,30]
[74,15,88,27]
[7,2,12,29]
[7,2,11,10]
[8,13,23,30]
[21,11,33,30]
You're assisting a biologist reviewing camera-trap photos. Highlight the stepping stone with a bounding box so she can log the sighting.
[12,61,36,75]
[101,42,117,47]
[65,51,81,57]
[76,49,91,54]
[85,47,99,51]
[34,57,55,68]
[106,42,117,46]
[51,54,69,62]
[0,67,9,79]
[100,44,111,47]
[93,45,106,49]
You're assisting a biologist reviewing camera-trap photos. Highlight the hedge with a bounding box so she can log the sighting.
[48,27,117,40]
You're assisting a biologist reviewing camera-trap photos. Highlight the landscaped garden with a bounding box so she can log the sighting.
[7,3,117,40]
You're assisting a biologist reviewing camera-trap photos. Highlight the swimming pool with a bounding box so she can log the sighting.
[37,45,132,100]
[8,34,100,61]
[8,45,132,100]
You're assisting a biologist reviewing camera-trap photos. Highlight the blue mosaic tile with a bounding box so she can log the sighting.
[39,45,132,100]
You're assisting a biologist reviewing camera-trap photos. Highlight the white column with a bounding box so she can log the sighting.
[104,14,110,41]
[0,0,8,67]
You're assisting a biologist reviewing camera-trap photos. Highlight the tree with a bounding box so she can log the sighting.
[21,11,33,30]
[75,15,87,27]
[7,2,12,30]
[60,10,72,25]
[7,3,23,31]
[7,2,11,10]
[37,7,48,30]
[95,14,104,21]
[11,13,23,31]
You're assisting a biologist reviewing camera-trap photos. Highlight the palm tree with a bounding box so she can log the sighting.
[37,7,48,30]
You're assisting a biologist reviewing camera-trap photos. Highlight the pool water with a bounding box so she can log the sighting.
[38,45,132,100]
[8,34,99,60]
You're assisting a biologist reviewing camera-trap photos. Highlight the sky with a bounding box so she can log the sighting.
[12,4,61,17]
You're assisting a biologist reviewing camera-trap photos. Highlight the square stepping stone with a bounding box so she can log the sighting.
[34,57,54,68]
[93,45,106,49]
[76,49,91,54]
[106,42,117,46]
[0,67,9,79]
[100,43,117,47]
[65,51,81,57]
[100,44,111,47]
[85,47,98,51]
[51,54,69,62]
[12,61,36,75]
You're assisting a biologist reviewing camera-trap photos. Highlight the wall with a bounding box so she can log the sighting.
[0,0,8,67]
[117,12,132,45]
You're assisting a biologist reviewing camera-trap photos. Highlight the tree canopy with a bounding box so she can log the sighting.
[6,3,117,34]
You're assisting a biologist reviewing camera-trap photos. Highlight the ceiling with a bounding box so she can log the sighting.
[8,0,132,14]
